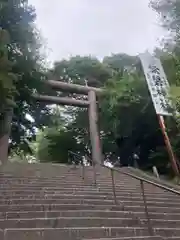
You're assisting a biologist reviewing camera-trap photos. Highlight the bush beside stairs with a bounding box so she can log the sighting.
[0,162,179,239]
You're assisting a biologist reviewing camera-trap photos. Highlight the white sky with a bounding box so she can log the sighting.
[29,0,164,62]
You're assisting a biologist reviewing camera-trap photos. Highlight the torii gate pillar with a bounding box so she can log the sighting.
[88,90,102,164]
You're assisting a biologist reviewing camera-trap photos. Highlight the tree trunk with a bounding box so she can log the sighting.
[0,108,13,164]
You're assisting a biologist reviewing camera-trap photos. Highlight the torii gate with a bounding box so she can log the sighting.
[33,80,103,164]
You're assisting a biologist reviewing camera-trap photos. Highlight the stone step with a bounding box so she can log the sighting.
[0,189,177,199]
[0,174,131,178]
[0,185,150,191]
[0,180,88,184]
[0,175,165,181]
[0,176,169,186]
[1,210,138,219]
[1,210,180,221]
[0,178,91,182]
[0,198,179,208]
[0,179,142,186]
[0,174,133,179]
[125,205,180,214]
[3,226,180,239]
[0,187,174,197]
[0,181,146,185]
[0,216,179,229]
[0,194,179,204]
[0,182,155,187]
[0,203,179,214]
[0,203,122,212]
[0,176,148,182]
[0,183,97,187]
[0,217,142,229]
[0,183,145,187]
[0,172,84,178]
[0,227,151,239]
[0,186,171,195]
[83,237,162,240]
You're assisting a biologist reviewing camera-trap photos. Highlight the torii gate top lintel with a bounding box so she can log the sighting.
[46,80,103,95]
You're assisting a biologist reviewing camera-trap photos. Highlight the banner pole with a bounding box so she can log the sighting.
[157,115,179,176]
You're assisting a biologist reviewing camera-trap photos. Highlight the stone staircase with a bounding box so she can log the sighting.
[0,162,179,239]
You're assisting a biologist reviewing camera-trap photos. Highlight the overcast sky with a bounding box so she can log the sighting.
[29,0,164,62]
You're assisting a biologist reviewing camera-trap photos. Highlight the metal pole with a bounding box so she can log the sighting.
[140,180,153,236]
[93,162,97,186]
[111,169,117,205]
[81,162,85,180]
[88,90,102,164]
[158,115,179,176]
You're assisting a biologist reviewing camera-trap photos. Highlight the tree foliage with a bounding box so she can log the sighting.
[37,128,83,164]
[0,0,52,158]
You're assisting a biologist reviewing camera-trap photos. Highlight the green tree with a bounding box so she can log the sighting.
[0,28,17,162]
[37,128,83,164]
[0,0,50,160]
[51,56,111,87]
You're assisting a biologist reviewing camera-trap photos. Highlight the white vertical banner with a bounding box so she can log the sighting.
[139,52,172,116]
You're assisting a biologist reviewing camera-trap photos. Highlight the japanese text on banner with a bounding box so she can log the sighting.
[139,52,172,116]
